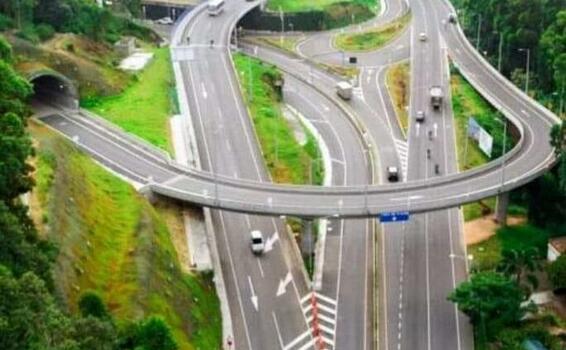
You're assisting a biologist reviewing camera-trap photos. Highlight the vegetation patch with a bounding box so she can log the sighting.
[268,0,377,13]
[450,68,521,221]
[334,11,410,52]
[29,121,221,350]
[386,62,410,135]
[83,47,176,152]
[247,35,304,54]
[233,53,324,185]
[468,224,550,272]
[11,33,130,99]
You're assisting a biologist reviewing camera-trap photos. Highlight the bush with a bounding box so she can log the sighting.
[547,254,566,290]
[35,23,55,41]
[78,291,109,319]
[0,13,13,31]
[16,24,40,44]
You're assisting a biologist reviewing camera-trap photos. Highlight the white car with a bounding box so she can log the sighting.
[156,17,174,25]
[250,230,265,255]
[419,32,427,41]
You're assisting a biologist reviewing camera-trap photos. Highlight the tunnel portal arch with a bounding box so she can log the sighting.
[28,71,79,111]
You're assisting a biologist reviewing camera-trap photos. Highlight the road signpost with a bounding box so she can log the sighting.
[379,211,410,223]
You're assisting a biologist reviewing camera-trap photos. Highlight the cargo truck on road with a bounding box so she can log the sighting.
[430,86,443,110]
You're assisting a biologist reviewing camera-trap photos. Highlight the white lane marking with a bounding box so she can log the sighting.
[256,259,264,278]
[272,312,286,350]
[201,82,208,99]
[248,275,258,312]
[284,329,312,350]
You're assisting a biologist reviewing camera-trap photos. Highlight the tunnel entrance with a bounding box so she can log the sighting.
[29,73,78,111]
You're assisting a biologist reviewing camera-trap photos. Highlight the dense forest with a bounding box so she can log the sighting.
[452,0,564,116]
[0,0,153,43]
[0,33,179,349]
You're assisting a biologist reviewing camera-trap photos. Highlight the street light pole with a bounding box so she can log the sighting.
[475,14,482,50]
[518,48,530,94]
[497,32,503,72]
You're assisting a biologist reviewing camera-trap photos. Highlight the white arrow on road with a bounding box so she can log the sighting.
[264,231,279,253]
[276,272,293,297]
[434,123,438,138]
[248,276,258,311]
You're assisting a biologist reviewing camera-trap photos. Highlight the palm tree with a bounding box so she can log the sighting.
[497,247,543,292]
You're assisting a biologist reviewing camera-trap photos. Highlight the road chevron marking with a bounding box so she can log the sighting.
[284,292,337,350]
[394,138,409,181]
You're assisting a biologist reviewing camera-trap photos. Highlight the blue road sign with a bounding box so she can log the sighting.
[379,211,410,223]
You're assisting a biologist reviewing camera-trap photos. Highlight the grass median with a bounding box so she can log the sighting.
[268,0,376,12]
[386,62,410,135]
[82,47,177,153]
[233,52,323,185]
[30,121,221,350]
[334,11,410,52]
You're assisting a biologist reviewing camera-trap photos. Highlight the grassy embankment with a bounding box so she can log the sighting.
[334,11,411,52]
[29,122,221,350]
[12,33,130,99]
[386,62,410,135]
[268,0,376,12]
[450,70,523,221]
[82,47,177,152]
[233,53,324,186]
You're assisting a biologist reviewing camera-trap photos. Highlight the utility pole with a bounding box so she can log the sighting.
[518,48,530,94]
[279,6,284,46]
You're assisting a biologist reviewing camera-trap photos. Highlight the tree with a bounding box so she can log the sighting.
[448,272,528,341]
[547,254,566,291]
[497,247,543,292]
[117,316,178,350]
[78,291,110,319]
[71,316,117,350]
[0,265,76,349]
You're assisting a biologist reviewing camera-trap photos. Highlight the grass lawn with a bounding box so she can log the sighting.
[82,47,176,152]
[268,0,376,12]
[29,121,221,350]
[468,224,550,272]
[386,62,410,135]
[334,12,410,52]
[451,69,520,221]
[233,53,323,185]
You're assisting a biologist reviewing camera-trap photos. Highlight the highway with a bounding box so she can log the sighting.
[34,0,561,349]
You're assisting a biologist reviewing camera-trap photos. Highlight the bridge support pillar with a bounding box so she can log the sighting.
[301,219,315,258]
[495,191,510,226]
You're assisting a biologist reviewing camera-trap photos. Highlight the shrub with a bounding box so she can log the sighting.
[35,23,55,41]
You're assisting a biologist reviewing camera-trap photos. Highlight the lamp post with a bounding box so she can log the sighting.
[518,48,530,94]
[475,14,482,50]
[496,32,503,72]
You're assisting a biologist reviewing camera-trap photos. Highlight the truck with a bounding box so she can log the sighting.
[336,81,353,100]
[430,86,443,110]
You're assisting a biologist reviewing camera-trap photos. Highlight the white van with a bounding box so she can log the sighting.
[208,0,225,16]
[336,81,353,100]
